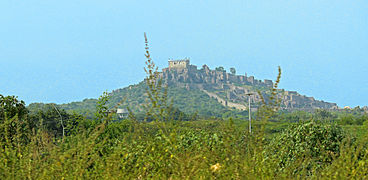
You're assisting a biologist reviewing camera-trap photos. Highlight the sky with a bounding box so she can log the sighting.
[0,0,367,107]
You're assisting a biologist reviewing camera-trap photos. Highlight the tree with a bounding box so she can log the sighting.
[230,67,236,75]
[0,94,29,144]
[28,104,82,138]
[215,66,225,72]
[0,94,28,121]
[95,91,111,122]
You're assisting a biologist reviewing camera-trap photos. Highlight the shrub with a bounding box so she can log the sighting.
[264,120,347,175]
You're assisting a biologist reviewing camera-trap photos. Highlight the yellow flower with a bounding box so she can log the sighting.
[211,163,221,172]
[170,154,174,158]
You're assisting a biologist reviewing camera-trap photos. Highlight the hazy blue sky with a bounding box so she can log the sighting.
[1,0,367,107]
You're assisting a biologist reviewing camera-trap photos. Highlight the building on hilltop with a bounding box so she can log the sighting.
[162,58,276,88]
[167,58,197,71]
[159,59,337,110]
[168,58,190,69]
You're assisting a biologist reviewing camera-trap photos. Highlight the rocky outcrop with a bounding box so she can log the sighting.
[159,60,338,110]
[161,64,273,88]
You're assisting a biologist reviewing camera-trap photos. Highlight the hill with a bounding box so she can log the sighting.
[38,59,338,118]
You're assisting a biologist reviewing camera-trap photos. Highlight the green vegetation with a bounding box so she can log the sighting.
[2,94,368,179]
[215,66,225,72]
[2,34,368,179]
[265,121,347,175]
[35,83,243,119]
[230,67,236,75]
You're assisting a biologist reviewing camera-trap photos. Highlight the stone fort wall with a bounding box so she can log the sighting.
[161,59,338,110]
[163,59,273,88]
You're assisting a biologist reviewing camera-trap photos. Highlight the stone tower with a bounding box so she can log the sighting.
[168,58,190,69]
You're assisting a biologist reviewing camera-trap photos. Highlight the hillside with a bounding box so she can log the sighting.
[47,59,338,117]
[55,82,235,118]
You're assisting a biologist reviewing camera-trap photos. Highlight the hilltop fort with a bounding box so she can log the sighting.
[162,58,273,87]
[159,59,338,110]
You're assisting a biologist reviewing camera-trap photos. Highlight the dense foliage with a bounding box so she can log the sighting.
[265,121,347,175]
[1,96,368,178]
[29,84,249,119]
[3,35,368,179]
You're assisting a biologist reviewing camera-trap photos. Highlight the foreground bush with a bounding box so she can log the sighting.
[264,121,347,175]
[2,116,368,179]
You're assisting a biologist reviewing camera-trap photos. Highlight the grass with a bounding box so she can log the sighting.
[1,33,367,179]
[1,116,368,179]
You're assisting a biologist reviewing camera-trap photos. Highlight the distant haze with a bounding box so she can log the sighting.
[0,1,367,107]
